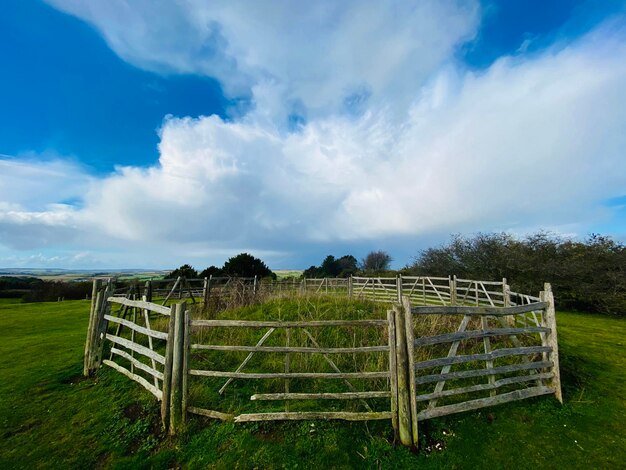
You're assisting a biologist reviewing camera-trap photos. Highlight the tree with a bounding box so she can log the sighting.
[222,253,276,279]
[336,255,358,277]
[303,254,358,278]
[167,264,198,279]
[199,265,223,278]
[362,251,392,272]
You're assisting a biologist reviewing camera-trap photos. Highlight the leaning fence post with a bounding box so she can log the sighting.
[83,279,101,376]
[170,302,187,434]
[541,283,562,403]
[89,279,115,375]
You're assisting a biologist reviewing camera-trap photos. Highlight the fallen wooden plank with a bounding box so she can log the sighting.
[187,406,233,421]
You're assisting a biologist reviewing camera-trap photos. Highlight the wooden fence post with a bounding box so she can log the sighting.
[503,278,514,326]
[202,277,209,305]
[182,307,191,423]
[144,280,152,303]
[541,283,562,403]
[387,309,399,440]
[450,276,457,306]
[92,279,115,372]
[348,276,353,298]
[401,296,419,446]
[253,275,258,295]
[393,303,416,447]
[170,302,187,434]
[83,279,101,376]
[161,304,176,430]
[396,275,402,303]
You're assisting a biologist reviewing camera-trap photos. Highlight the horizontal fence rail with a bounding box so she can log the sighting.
[84,276,562,448]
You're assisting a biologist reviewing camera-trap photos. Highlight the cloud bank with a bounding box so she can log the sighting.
[2,2,626,268]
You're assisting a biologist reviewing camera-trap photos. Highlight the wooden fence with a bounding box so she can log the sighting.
[84,276,562,446]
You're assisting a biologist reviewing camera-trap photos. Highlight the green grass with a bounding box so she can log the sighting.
[0,298,624,469]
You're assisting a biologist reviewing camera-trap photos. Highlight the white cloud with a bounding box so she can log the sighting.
[45,0,480,121]
[2,5,626,267]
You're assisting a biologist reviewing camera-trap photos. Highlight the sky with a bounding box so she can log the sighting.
[1,0,625,270]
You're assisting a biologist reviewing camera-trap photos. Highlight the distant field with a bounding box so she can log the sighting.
[273,270,303,279]
[0,269,170,282]
[0,298,624,468]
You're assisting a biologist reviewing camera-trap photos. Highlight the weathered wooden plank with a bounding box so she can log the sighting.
[161,276,181,306]
[182,308,190,422]
[541,284,563,403]
[161,309,176,430]
[401,297,419,446]
[301,329,374,413]
[415,372,554,401]
[411,302,548,316]
[481,316,496,397]
[190,370,390,379]
[387,309,399,436]
[394,304,413,447]
[105,333,166,364]
[415,361,552,385]
[414,346,551,370]
[427,314,471,409]
[218,328,276,395]
[417,386,554,420]
[250,391,390,401]
[108,297,171,316]
[191,319,388,328]
[170,303,186,434]
[414,326,550,347]
[103,359,162,400]
[104,314,168,340]
[233,411,392,422]
[187,406,233,421]
[190,344,389,354]
[110,347,164,380]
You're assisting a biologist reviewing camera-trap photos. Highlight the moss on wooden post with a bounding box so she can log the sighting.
[393,304,414,447]
[170,302,187,434]
[541,283,562,403]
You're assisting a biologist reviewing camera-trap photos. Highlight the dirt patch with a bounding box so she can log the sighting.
[123,402,143,421]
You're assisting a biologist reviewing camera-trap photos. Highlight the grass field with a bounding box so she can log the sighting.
[0,298,624,469]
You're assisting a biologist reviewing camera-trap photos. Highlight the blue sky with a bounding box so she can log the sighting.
[1,0,625,270]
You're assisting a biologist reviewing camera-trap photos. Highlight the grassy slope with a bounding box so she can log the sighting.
[0,298,624,469]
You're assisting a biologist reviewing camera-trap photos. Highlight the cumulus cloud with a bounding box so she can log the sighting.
[45,0,480,121]
[2,4,626,267]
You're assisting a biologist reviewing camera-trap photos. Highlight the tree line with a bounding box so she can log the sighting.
[1,233,623,315]
[408,232,625,316]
